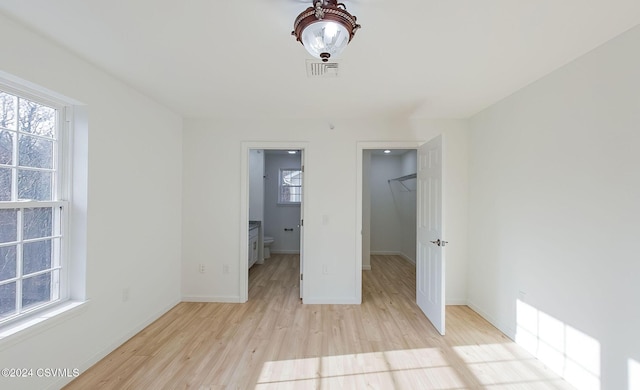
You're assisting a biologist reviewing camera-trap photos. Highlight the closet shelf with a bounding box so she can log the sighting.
[388,173,417,191]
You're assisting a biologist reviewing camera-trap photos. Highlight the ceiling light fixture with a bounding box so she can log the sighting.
[292,0,361,62]
[384,150,391,154]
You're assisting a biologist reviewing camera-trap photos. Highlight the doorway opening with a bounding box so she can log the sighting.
[357,139,446,335]
[241,143,306,303]
[362,149,417,271]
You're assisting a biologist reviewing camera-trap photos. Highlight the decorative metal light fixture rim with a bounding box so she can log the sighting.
[291,0,361,47]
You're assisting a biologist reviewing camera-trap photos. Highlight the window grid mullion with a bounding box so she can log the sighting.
[16,131,58,143]
[23,265,61,279]
[11,166,56,174]
[11,122,18,202]
[15,207,23,314]
[22,235,62,245]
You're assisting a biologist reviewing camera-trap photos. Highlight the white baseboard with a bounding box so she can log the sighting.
[182,295,242,303]
[399,252,416,265]
[271,250,300,255]
[371,251,399,256]
[303,297,360,304]
[362,264,372,271]
[371,251,416,265]
[467,300,515,341]
[445,299,468,306]
[50,298,180,390]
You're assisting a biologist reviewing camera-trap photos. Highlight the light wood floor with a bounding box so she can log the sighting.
[64,254,573,389]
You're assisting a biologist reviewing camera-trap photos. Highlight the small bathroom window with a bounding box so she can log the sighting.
[278,168,302,204]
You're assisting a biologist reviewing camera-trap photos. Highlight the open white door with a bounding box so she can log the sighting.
[416,135,446,335]
[299,155,304,299]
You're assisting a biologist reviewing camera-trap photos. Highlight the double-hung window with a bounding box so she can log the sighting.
[0,86,68,326]
[278,168,302,204]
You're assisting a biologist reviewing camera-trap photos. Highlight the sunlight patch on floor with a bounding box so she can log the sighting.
[516,299,600,390]
[452,342,573,389]
[256,348,467,389]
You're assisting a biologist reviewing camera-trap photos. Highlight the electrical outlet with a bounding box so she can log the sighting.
[322,264,329,275]
[199,264,206,274]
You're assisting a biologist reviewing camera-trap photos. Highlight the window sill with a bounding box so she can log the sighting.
[0,300,89,351]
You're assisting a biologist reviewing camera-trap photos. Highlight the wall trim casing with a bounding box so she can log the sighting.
[446,299,468,306]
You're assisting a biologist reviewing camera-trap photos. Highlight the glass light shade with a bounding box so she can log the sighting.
[300,20,350,60]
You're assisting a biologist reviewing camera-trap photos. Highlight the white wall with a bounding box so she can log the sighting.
[370,154,404,255]
[467,24,640,390]
[401,150,417,177]
[399,151,417,262]
[369,151,417,263]
[264,152,301,254]
[248,149,264,222]
[0,13,182,390]
[362,151,372,270]
[182,117,469,305]
[369,151,417,262]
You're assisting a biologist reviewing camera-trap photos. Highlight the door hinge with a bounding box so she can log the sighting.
[300,273,303,281]
[301,219,304,227]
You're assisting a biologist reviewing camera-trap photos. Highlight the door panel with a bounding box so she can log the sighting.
[416,135,445,335]
[299,156,304,299]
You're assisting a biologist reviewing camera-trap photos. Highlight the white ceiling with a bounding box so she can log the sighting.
[1,0,639,119]
[369,149,413,156]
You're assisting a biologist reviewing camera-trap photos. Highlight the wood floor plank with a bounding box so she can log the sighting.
[63,254,574,390]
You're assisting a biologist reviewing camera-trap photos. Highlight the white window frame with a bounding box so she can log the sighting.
[278,168,302,205]
[0,82,71,328]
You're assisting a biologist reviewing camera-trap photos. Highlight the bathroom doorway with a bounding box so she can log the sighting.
[263,150,302,259]
[241,143,307,303]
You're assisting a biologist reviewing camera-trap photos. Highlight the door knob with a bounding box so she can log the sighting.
[430,239,449,247]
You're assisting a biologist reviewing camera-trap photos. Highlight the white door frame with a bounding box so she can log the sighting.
[240,142,308,303]
[355,141,423,304]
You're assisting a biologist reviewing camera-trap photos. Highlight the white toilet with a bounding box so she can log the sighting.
[263,236,275,259]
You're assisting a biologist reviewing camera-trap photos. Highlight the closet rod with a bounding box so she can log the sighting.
[388,173,417,191]
[387,173,416,183]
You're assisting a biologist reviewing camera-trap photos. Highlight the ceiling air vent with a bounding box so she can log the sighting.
[306,60,339,78]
